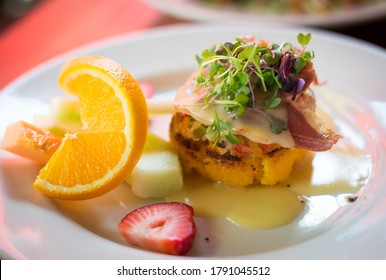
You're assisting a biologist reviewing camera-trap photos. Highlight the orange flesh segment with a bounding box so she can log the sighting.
[39,132,125,187]
[66,72,126,132]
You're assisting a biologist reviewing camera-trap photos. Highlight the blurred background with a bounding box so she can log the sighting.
[0,0,385,89]
[0,0,42,30]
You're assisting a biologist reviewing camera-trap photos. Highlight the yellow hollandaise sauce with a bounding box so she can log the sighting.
[167,147,370,230]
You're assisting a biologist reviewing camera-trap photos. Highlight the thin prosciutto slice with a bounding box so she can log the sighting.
[286,99,341,151]
[284,62,342,151]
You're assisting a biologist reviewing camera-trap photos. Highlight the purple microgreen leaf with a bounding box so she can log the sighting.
[281,73,296,92]
[280,53,291,79]
[292,78,306,100]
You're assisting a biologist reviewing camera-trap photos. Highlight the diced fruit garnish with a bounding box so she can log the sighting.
[33,56,148,200]
[50,96,81,122]
[126,133,183,198]
[33,115,82,136]
[1,120,63,164]
[32,97,82,137]
[118,202,195,255]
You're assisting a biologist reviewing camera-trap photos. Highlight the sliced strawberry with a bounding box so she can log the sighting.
[118,202,196,255]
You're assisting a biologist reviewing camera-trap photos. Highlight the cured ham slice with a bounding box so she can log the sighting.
[286,100,341,151]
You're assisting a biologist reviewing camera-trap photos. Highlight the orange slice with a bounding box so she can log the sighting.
[33,56,148,200]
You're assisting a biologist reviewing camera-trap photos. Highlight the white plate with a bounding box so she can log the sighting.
[144,0,386,27]
[1,24,386,259]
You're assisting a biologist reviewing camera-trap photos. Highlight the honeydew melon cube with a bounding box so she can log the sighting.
[50,97,81,122]
[32,97,82,136]
[33,115,82,136]
[126,133,184,198]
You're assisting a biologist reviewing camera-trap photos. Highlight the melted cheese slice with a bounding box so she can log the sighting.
[174,73,295,148]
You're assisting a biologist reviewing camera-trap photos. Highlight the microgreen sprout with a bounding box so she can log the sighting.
[195,33,314,144]
[297,33,311,49]
[206,111,240,145]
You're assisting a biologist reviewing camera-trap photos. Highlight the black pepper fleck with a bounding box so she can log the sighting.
[347,195,358,203]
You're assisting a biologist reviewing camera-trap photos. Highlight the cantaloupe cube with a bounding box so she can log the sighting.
[1,121,63,164]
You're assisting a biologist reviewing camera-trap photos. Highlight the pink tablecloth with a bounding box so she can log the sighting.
[0,0,181,89]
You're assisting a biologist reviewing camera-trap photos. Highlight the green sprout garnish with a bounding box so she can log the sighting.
[297,33,311,49]
[194,33,314,145]
[206,111,240,145]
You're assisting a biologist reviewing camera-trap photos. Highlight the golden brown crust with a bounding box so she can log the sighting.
[169,113,308,187]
